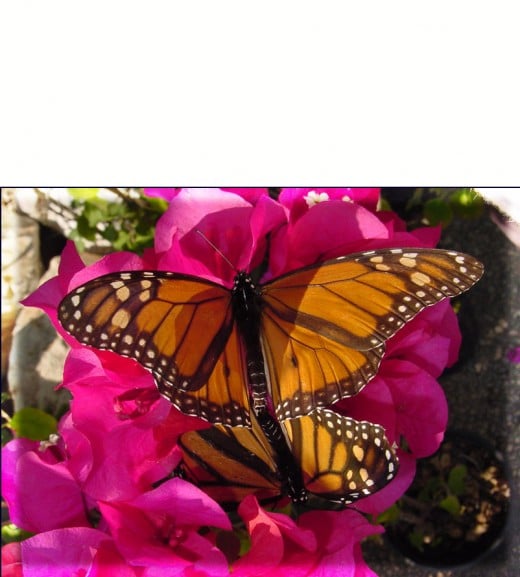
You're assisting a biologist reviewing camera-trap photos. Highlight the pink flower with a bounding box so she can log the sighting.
[143,187,182,201]
[220,188,271,203]
[279,188,380,222]
[336,300,455,459]
[1,542,23,577]
[151,188,286,285]
[22,241,145,348]
[59,347,204,502]
[99,478,231,576]
[19,527,133,577]
[507,346,520,363]
[296,508,383,577]
[233,496,383,577]
[268,191,440,278]
[1,438,89,533]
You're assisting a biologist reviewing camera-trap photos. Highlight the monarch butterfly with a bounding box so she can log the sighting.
[177,407,398,508]
[58,247,483,427]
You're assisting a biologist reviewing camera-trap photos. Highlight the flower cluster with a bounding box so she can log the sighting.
[2,188,461,576]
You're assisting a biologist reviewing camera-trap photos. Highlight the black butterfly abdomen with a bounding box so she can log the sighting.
[232,272,267,414]
[232,272,307,504]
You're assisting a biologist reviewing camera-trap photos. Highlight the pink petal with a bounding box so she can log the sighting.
[268,202,389,277]
[99,492,229,573]
[2,439,88,533]
[384,359,448,457]
[1,543,23,577]
[21,527,111,577]
[130,477,231,531]
[386,301,461,376]
[297,509,383,577]
[221,188,270,202]
[143,188,182,201]
[88,539,139,577]
[155,191,284,286]
[355,450,416,515]
[507,347,520,363]
[232,496,285,575]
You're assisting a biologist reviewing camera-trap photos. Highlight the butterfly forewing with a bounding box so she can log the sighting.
[58,271,252,426]
[155,325,253,426]
[261,248,483,420]
[261,313,384,420]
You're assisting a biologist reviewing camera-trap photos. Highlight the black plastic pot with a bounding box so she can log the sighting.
[385,430,510,569]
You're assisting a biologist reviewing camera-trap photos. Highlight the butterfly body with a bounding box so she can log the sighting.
[228,272,309,502]
[230,271,270,416]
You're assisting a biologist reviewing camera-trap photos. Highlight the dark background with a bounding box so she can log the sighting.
[363,204,519,576]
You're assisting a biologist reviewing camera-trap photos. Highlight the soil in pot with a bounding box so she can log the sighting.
[385,430,511,568]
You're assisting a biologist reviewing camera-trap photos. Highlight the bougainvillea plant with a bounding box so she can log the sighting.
[2,188,465,576]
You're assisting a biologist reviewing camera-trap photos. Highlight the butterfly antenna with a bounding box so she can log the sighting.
[196,229,236,272]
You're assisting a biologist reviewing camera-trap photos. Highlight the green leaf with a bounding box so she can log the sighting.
[449,189,485,218]
[376,503,401,525]
[145,196,168,213]
[235,527,252,557]
[103,224,119,243]
[1,523,34,543]
[112,230,130,251]
[83,201,106,228]
[106,201,127,217]
[439,494,461,516]
[68,229,86,252]
[447,464,468,496]
[1,427,13,446]
[68,188,100,200]
[377,196,392,212]
[423,197,453,227]
[418,477,442,501]
[10,407,57,441]
[408,528,425,552]
[76,214,97,241]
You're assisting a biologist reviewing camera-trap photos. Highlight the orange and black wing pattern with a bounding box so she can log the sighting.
[282,410,397,504]
[58,271,252,426]
[178,415,283,506]
[177,408,398,507]
[260,248,484,420]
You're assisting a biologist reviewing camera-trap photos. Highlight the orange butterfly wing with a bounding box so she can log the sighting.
[178,415,283,506]
[58,271,252,426]
[282,410,397,504]
[177,408,398,507]
[261,248,484,420]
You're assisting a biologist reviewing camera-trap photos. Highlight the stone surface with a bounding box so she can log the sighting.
[1,189,42,377]
[7,256,71,414]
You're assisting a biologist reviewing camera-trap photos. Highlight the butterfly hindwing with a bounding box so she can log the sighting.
[178,417,283,506]
[177,408,398,507]
[282,410,398,504]
[261,248,484,420]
